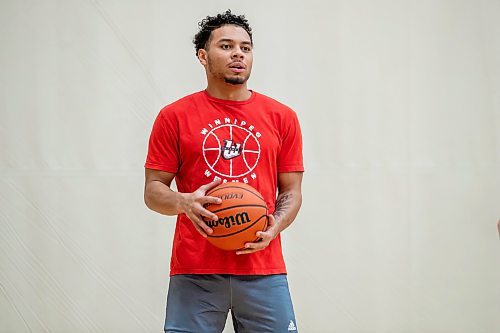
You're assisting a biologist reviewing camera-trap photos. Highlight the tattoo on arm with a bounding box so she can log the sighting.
[274,193,293,220]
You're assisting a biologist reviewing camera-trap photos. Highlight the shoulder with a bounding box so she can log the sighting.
[253,91,298,118]
[159,91,204,118]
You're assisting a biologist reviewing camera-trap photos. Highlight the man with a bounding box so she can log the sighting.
[144,10,304,333]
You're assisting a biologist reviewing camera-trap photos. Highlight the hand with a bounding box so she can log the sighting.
[180,179,222,237]
[236,215,279,255]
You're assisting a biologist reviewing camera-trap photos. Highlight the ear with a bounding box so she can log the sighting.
[198,49,208,66]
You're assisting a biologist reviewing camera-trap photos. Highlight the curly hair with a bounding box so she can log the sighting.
[193,9,253,55]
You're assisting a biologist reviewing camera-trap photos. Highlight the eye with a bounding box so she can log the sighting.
[221,44,231,50]
[242,46,252,52]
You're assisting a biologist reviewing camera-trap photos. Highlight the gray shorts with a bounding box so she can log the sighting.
[164,274,298,333]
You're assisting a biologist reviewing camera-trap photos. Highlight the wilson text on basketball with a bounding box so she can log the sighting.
[205,212,251,229]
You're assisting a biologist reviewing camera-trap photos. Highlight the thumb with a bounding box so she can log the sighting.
[267,214,276,227]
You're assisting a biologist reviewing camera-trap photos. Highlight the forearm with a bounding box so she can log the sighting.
[235,172,303,255]
[144,180,186,216]
[273,189,302,233]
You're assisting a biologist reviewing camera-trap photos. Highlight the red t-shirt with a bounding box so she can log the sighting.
[145,90,304,275]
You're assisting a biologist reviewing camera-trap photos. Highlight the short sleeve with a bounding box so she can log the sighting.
[144,110,180,173]
[277,111,304,172]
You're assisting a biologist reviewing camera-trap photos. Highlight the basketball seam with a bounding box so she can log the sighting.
[206,204,267,214]
[207,186,265,201]
[248,216,269,243]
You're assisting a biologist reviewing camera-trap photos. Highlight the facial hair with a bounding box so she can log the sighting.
[207,55,250,85]
[224,76,247,85]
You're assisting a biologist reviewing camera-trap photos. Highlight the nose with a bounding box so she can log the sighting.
[231,46,245,59]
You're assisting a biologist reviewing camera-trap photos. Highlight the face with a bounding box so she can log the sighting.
[198,25,253,85]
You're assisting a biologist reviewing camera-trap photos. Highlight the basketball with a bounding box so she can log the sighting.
[203,182,268,251]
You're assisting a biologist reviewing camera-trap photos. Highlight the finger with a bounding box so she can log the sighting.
[187,213,213,236]
[197,218,214,235]
[255,230,272,239]
[192,222,208,238]
[198,179,221,193]
[255,217,275,238]
[198,207,219,221]
[202,196,222,205]
[236,248,259,255]
[236,241,267,255]
[267,214,276,227]
[244,240,267,250]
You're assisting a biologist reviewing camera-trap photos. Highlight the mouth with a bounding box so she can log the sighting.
[228,62,246,73]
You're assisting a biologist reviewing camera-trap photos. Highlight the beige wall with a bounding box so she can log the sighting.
[1,0,499,332]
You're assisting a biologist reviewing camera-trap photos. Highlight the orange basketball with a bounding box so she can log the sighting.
[203,182,268,251]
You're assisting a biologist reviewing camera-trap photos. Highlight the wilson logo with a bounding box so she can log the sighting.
[205,212,250,228]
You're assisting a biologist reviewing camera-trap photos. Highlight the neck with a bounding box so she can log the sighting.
[205,80,251,101]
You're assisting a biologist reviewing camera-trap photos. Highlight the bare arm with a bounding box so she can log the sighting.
[144,168,221,237]
[236,172,303,255]
[272,172,303,233]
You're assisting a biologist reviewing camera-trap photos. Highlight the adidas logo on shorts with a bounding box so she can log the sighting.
[288,320,297,331]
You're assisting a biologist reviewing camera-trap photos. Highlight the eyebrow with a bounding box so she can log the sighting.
[217,38,252,45]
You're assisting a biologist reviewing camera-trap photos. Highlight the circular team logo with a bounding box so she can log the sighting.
[202,124,261,178]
